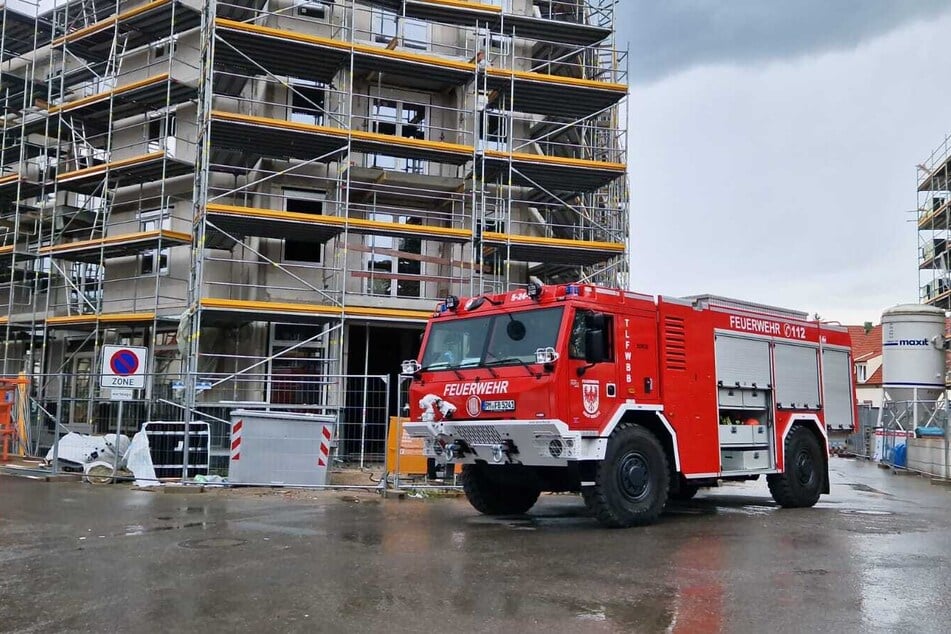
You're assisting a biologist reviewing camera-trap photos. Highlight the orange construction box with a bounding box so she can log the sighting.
[0,399,13,462]
[385,416,429,476]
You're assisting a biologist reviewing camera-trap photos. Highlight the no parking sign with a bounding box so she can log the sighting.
[100,345,149,389]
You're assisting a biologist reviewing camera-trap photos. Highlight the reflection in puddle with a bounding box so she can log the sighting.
[341,531,383,546]
[564,594,678,631]
[717,504,776,516]
[125,521,209,535]
[179,537,247,549]
[574,606,607,623]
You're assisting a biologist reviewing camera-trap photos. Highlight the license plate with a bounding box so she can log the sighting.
[482,400,515,412]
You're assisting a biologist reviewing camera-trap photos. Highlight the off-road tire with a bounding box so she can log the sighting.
[461,464,541,515]
[767,424,825,508]
[669,483,699,501]
[583,423,670,527]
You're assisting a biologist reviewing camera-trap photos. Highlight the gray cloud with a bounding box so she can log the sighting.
[628,11,951,325]
[620,1,951,83]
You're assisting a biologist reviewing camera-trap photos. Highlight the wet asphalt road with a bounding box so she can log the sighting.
[1,459,950,633]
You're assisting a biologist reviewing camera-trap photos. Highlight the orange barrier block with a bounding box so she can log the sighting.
[385,417,430,476]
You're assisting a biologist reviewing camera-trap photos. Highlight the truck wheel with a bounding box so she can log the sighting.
[768,424,824,508]
[461,464,541,515]
[583,423,669,527]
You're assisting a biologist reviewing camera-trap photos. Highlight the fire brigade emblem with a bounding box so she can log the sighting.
[582,381,600,416]
[466,396,481,417]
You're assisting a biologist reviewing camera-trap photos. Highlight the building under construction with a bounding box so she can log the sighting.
[0,0,628,463]
[919,136,951,309]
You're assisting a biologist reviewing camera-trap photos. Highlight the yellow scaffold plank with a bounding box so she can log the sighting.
[414,0,502,13]
[215,18,475,73]
[206,203,471,241]
[45,312,157,326]
[56,151,167,183]
[210,111,473,158]
[37,229,191,255]
[52,0,172,46]
[482,231,625,251]
[48,73,171,114]
[486,68,627,93]
[485,149,625,172]
[200,298,432,321]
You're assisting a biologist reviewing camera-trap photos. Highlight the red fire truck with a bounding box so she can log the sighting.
[402,283,856,527]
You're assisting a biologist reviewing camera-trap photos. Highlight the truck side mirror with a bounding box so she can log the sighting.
[584,329,606,364]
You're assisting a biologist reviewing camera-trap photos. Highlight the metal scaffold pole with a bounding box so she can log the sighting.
[181,0,217,480]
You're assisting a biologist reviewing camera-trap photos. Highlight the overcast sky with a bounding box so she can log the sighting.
[619,2,951,325]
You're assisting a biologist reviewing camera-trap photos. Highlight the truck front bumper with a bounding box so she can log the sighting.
[402,420,604,466]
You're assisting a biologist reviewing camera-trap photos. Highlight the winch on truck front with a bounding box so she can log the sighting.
[401,283,856,528]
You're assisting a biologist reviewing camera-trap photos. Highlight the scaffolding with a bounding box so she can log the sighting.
[918,134,951,309]
[1,0,629,463]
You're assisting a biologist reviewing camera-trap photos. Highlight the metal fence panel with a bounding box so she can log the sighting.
[16,371,393,481]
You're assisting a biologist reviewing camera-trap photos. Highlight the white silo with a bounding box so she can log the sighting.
[881,304,947,402]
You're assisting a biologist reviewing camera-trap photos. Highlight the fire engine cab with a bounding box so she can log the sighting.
[401,283,856,528]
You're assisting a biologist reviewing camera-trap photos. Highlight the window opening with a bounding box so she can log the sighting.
[369,97,427,174]
[140,208,171,275]
[269,324,329,406]
[147,114,176,155]
[288,80,326,126]
[366,215,422,298]
[283,190,326,263]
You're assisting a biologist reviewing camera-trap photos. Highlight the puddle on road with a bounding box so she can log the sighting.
[563,595,675,631]
[716,504,776,516]
[179,537,247,549]
[468,516,539,530]
[126,522,209,535]
[338,495,382,506]
[468,513,595,530]
[665,504,717,516]
[836,508,928,535]
[340,531,383,546]
[847,483,892,496]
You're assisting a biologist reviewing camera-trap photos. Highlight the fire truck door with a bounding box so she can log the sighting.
[617,310,660,403]
[565,309,619,430]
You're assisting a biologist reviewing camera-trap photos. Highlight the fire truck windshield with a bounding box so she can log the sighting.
[420,307,564,370]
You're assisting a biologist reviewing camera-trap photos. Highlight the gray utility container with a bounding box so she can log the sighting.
[228,410,336,486]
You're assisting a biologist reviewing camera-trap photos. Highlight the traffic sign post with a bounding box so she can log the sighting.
[100,346,148,478]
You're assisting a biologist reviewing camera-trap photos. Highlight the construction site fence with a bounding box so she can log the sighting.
[876,399,951,479]
[844,404,880,459]
[15,371,395,478]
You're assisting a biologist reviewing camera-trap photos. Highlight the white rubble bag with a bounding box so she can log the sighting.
[83,431,159,486]
[43,431,158,485]
[124,430,158,487]
[44,432,130,471]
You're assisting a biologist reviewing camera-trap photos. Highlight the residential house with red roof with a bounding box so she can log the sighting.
[847,324,884,406]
